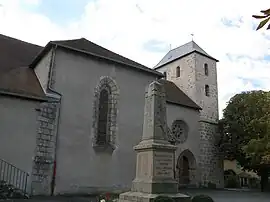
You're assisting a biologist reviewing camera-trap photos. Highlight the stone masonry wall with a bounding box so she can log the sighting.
[194,53,219,123]
[158,54,197,103]
[31,101,59,195]
[199,121,224,188]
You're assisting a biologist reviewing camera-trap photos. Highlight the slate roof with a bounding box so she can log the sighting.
[0,34,46,100]
[154,41,218,69]
[0,67,47,100]
[0,34,201,109]
[31,38,163,77]
[0,34,42,72]
[158,79,201,110]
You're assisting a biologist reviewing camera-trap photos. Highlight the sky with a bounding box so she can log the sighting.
[0,0,270,118]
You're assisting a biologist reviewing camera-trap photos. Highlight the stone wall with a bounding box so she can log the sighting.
[50,48,159,194]
[199,121,224,188]
[157,54,197,103]
[156,52,219,123]
[194,53,219,123]
[31,101,59,195]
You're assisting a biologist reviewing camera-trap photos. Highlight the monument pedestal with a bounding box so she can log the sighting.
[119,81,190,202]
[119,140,190,202]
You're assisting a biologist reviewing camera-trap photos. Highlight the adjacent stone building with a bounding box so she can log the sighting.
[0,34,224,196]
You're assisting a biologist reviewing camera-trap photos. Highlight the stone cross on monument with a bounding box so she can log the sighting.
[119,81,190,202]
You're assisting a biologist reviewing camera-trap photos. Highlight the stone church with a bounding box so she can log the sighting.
[0,33,224,195]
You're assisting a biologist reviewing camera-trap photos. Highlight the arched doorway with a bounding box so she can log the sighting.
[176,150,196,188]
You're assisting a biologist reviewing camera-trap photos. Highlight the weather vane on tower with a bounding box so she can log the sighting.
[191,33,194,41]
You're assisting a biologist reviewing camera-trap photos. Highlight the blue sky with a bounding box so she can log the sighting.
[0,0,270,117]
[25,0,90,25]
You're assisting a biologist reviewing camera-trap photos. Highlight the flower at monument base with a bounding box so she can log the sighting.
[100,199,106,202]
[105,192,110,200]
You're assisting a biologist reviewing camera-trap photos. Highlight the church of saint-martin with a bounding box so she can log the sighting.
[0,34,224,195]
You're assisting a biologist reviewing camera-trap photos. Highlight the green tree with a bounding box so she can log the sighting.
[219,90,270,191]
[253,8,270,30]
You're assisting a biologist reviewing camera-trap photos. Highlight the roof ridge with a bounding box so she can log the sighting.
[52,37,154,70]
[51,37,84,43]
[35,37,163,77]
[154,50,172,67]
[173,41,192,51]
[191,40,209,55]
[154,40,218,69]
[0,33,42,48]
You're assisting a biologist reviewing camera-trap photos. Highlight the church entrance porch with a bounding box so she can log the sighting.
[176,149,197,188]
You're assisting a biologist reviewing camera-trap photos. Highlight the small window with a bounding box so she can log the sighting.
[176,66,180,77]
[205,85,210,96]
[163,71,167,79]
[204,63,208,76]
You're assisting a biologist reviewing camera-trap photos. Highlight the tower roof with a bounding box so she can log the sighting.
[154,41,218,69]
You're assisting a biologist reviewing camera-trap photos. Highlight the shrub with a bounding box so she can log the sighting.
[154,196,175,202]
[0,180,29,199]
[97,193,118,202]
[192,195,214,202]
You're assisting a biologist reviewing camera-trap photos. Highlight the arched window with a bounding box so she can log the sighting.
[163,71,167,79]
[205,84,210,96]
[176,66,180,77]
[204,63,208,76]
[96,88,109,145]
[92,76,119,152]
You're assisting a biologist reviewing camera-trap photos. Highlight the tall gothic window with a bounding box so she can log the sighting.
[205,84,210,96]
[96,88,109,145]
[92,76,119,152]
[204,63,208,76]
[176,66,180,77]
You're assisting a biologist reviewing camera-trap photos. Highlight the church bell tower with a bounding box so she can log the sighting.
[154,40,224,188]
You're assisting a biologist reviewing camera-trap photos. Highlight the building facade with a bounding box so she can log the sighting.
[0,34,224,196]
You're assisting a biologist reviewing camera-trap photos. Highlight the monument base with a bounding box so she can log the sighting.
[131,179,178,194]
[119,191,191,202]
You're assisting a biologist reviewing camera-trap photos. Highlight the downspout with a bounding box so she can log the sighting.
[46,45,62,196]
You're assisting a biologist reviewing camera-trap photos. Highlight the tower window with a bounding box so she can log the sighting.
[163,71,167,79]
[176,66,180,77]
[204,63,208,76]
[205,85,210,96]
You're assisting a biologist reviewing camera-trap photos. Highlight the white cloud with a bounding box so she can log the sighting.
[0,0,270,118]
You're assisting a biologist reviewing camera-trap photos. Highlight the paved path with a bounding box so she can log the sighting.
[181,189,270,202]
[1,189,269,202]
